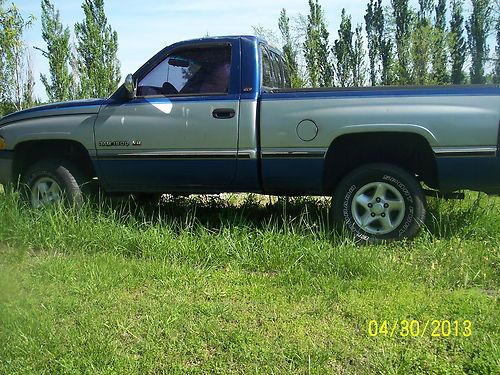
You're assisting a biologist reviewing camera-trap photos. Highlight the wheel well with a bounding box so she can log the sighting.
[13,140,96,181]
[323,132,438,194]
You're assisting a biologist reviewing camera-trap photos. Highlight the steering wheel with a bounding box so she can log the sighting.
[162,82,179,95]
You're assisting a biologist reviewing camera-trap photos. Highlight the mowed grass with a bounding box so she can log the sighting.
[0,190,498,374]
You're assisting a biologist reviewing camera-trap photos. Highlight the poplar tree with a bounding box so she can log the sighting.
[39,0,73,102]
[278,9,302,87]
[365,0,380,86]
[411,0,433,84]
[352,24,366,86]
[467,0,492,84]
[333,9,354,87]
[376,5,393,85]
[391,0,413,84]
[74,0,120,98]
[304,0,333,87]
[432,0,448,84]
[449,0,466,84]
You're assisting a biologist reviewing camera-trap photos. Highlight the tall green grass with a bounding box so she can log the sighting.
[0,190,498,288]
[0,190,499,373]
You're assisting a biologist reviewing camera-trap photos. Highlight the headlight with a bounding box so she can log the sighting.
[0,137,6,150]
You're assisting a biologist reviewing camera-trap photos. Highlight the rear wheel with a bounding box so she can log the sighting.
[332,163,426,243]
[22,159,87,208]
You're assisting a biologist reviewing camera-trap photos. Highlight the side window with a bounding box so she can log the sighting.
[137,44,232,97]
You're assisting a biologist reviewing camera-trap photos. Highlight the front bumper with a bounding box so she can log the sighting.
[0,150,14,185]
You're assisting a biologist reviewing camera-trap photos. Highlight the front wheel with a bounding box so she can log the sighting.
[332,163,426,243]
[22,159,86,208]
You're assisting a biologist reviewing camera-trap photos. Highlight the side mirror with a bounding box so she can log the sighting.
[124,74,136,99]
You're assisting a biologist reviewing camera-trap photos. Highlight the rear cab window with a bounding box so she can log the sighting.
[260,44,290,91]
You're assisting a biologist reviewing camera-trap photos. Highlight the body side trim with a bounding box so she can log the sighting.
[98,150,238,160]
[262,148,327,158]
[433,146,497,157]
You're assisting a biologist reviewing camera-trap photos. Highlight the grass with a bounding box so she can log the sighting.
[0,190,499,374]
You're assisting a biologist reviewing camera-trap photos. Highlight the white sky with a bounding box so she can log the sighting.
[12,0,492,100]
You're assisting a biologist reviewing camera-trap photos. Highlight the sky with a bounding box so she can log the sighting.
[14,0,369,100]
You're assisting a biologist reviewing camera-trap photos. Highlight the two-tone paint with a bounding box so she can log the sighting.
[0,35,499,195]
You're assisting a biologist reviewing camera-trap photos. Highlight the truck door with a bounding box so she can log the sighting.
[94,42,240,192]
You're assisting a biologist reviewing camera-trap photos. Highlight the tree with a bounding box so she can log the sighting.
[365,0,389,85]
[467,0,492,84]
[39,0,73,102]
[432,0,448,84]
[391,0,413,84]
[278,9,303,87]
[410,0,434,84]
[74,0,120,98]
[376,4,393,85]
[304,0,333,87]
[0,1,35,112]
[365,0,380,86]
[449,0,466,84]
[352,24,366,86]
[23,50,35,108]
[333,9,354,87]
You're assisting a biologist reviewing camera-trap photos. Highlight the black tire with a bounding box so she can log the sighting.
[22,159,87,208]
[332,163,426,243]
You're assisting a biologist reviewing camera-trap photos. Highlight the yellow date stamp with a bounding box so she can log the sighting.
[368,319,473,338]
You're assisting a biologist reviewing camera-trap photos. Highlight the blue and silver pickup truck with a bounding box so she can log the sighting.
[0,35,499,242]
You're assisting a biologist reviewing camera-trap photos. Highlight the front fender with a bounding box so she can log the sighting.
[0,114,97,156]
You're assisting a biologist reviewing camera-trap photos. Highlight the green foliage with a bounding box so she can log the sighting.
[410,5,434,85]
[449,0,466,84]
[431,0,448,84]
[304,0,333,87]
[74,0,120,99]
[40,0,74,102]
[391,0,413,84]
[0,1,34,111]
[365,0,381,86]
[333,9,354,87]
[352,24,366,87]
[278,9,304,88]
[378,6,393,85]
[467,0,492,84]
[0,101,15,117]
[332,10,366,87]
[410,0,449,86]
[418,0,434,24]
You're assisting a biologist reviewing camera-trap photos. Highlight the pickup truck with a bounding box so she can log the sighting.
[0,35,499,243]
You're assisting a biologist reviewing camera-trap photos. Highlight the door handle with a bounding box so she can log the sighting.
[212,108,235,119]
